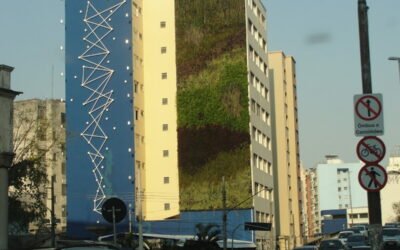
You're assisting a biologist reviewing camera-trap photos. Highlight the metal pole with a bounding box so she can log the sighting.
[357,1,382,249]
[388,57,400,84]
[112,206,117,246]
[138,191,144,250]
[222,176,227,250]
[51,176,56,248]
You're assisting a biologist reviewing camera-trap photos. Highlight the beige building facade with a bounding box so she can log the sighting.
[13,99,66,232]
[381,153,400,224]
[269,51,303,249]
[132,0,180,220]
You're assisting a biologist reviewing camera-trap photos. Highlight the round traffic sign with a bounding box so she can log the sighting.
[356,136,386,164]
[355,95,382,121]
[101,197,127,223]
[358,164,387,192]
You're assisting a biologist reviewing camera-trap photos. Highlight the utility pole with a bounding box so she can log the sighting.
[137,186,144,250]
[51,175,56,248]
[388,57,400,84]
[222,176,227,250]
[357,1,382,249]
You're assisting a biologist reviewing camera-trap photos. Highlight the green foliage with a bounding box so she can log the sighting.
[9,107,52,233]
[180,146,251,210]
[392,201,400,222]
[177,49,249,132]
[176,0,246,80]
[8,160,48,234]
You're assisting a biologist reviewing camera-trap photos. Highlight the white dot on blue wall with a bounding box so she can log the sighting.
[60,19,64,24]
[80,10,83,14]
[125,39,129,44]
[124,80,128,83]
[60,46,64,51]
[125,13,129,17]
[112,37,116,41]
[105,117,109,120]
[84,28,87,32]
[108,18,112,21]
[127,94,130,98]
[126,66,130,70]
[127,121,131,125]
[74,75,77,79]
[113,126,116,130]
[70,98,74,102]
[128,148,132,152]
[128,176,132,180]
[107,60,110,64]
[60,72,64,76]
[96,220,100,224]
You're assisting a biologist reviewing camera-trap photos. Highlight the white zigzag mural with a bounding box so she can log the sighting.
[79,0,126,214]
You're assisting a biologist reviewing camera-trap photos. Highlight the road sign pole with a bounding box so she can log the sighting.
[112,206,117,246]
[358,1,382,249]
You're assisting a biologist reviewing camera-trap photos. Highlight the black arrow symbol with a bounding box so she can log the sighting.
[366,99,371,117]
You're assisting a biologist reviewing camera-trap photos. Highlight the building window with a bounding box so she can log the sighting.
[61,112,66,124]
[160,21,166,28]
[360,213,368,218]
[62,184,67,196]
[162,72,167,79]
[162,98,168,105]
[164,203,170,210]
[62,162,66,175]
[162,124,168,131]
[164,177,170,184]
[163,150,169,157]
[161,47,167,54]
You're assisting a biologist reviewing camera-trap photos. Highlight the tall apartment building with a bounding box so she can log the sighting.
[305,168,318,239]
[65,1,274,247]
[307,155,367,233]
[268,51,303,249]
[132,0,180,221]
[13,99,66,232]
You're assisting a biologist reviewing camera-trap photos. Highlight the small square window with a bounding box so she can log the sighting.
[164,177,170,184]
[160,21,166,28]
[162,98,168,105]
[162,124,168,131]
[164,203,170,210]
[162,72,168,79]
[163,150,169,157]
[161,47,167,54]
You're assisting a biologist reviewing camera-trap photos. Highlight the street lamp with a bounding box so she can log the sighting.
[388,57,400,83]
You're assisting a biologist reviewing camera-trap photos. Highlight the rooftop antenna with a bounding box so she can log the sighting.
[51,64,55,99]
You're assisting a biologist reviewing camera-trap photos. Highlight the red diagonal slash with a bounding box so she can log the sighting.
[360,99,379,118]
[363,167,381,188]
[360,141,381,159]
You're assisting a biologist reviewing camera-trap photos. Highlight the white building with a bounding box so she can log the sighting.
[381,153,400,224]
[309,155,368,232]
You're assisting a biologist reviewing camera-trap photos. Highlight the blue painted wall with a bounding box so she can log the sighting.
[321,209,347,234]
[65,0,134,237]
[143,209,254,242]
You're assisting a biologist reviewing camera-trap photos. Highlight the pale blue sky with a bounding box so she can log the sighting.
[0,1,399,167]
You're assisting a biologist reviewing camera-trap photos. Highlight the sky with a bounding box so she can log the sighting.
[0,0,400,168]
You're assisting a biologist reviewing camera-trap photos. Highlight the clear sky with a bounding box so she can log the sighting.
[1,1,399,168]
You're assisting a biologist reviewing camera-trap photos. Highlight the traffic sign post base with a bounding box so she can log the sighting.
[368,223,382,250]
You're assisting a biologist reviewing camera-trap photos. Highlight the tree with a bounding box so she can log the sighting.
[8,103,54,234]
[392,201,400,222]
[183,223,221,250]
